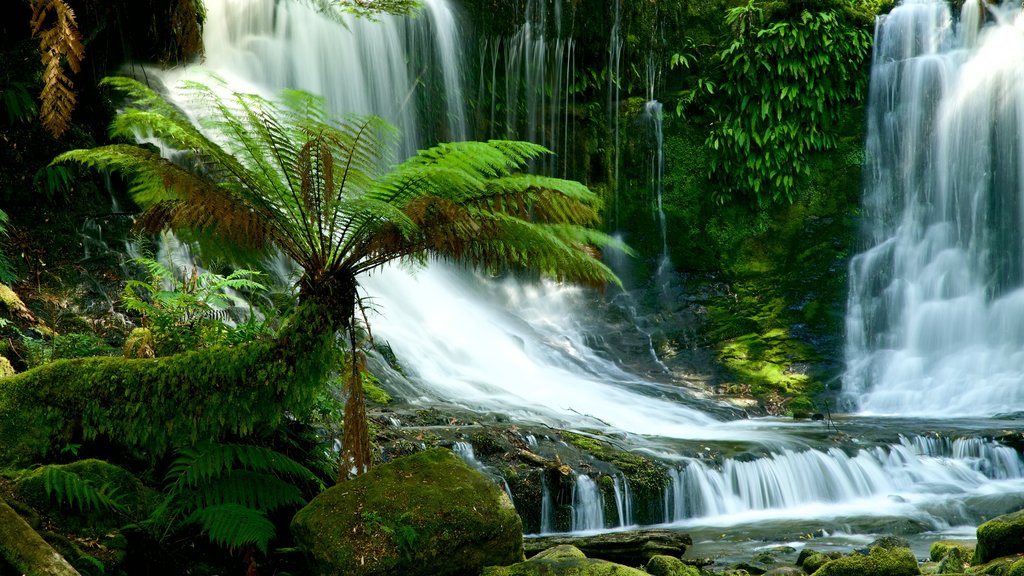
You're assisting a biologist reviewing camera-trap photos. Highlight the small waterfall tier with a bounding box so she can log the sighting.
[845,0,1024,416]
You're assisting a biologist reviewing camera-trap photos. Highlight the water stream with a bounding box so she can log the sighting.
[149,0,1024,559]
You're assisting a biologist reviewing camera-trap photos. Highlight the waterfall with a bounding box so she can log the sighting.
[845,0,1024,416]
[612,473,635,527]
[645,99,669,270]
[662,435,1024,526]
[608,0,623,226]
[571,474,605,531]
[477,0,575,176]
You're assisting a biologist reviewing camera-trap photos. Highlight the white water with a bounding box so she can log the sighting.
[571,474,605,532]
[664,435,1024,527]
[845,0,1024,416]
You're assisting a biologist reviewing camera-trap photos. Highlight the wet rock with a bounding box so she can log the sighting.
[523,528,691,566]
[928,540,973,563]
[483,545,647,575]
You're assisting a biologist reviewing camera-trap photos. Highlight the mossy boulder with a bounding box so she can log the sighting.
[935,545,968,574]
[930,541,974,563]
[16,459,155,538]
[646,554,700,576]
[801,551,843,573]
[811,545,919,576]
[1009,558,1024,576]
[975,509,1024,564]
[482,545,648,575]
[291,448,523,576]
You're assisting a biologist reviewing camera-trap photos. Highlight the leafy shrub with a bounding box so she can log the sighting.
[122,256,271,355]
[704,0,873,205]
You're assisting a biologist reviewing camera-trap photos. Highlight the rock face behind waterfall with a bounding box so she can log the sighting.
[290,448,523,576]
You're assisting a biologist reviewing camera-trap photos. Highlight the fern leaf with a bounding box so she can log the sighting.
[166,442,323,492]
[185,503,275,555]
[185,470,306,512]
[31,0,85,138]
[40,466,126,514]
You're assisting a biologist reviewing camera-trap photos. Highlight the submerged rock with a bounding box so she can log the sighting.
[975,508,1024,564]
[290,448,523,576]
[483,545,648,575]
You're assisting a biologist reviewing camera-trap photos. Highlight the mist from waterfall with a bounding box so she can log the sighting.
[845,0,1024,416]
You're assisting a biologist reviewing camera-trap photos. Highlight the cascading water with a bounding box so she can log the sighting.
[845,0,1024,416]
[663,435,1024,527]
[571,474,605,532]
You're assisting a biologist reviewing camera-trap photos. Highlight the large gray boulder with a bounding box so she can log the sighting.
[291,448,523,576]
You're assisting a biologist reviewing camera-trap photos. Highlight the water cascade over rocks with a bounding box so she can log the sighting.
[152,0,1024,558]
[845,0,1024,417]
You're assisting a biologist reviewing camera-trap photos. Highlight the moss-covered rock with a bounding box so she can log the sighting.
[802,551,843,573]
[482,545,648,575]
[646,554,700,576]
[975,509,1024,564]
[811,545,919,576]
[935,545,968,574]
[930,541,974,563]
[16,459,155,538]
[291,448,523,576]
[1008,558,1024,576]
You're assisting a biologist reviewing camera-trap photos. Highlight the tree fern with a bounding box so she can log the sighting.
[55,75,629,478]
[39,466,126,514]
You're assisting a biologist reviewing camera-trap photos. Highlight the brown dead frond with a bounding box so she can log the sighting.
[30,0,85,138]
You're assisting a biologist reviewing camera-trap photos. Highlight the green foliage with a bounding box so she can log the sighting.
[0,81,37,125]
[705,0,873,205]
[38,465,127,514]
[149,441,323,555]
[52,332,116,359]
[122,255,269,355]
[33,165,73,201]
[0,210,15,284]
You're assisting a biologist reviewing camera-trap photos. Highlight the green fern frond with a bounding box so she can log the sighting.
[166,442,322,491]
[182,470,306,512]
[40,466,126,514]
[185,503,275,555]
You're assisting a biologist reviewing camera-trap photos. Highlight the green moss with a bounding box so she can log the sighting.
[292,448,522,576]
[646,554,701,576]
[362,372,392,405]
[975,509,1024,564]
[812,546,919,576]
[0,301,336,466]
[0,356,13,378]
[1008,558,1024,576]
[560,432,666,493]
[930,541,974,563]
